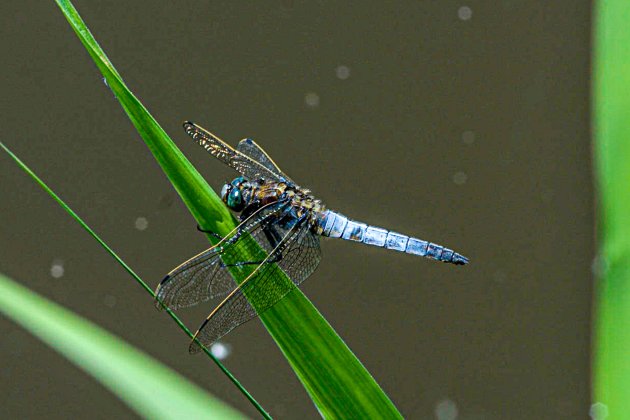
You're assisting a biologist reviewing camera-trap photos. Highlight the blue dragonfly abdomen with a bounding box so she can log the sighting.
[316,210,468,265]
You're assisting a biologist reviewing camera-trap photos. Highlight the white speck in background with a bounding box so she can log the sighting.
[452,171,468,185]
[589,402,608,420]
[135,216,148,231]
[458,6,472,21]
[435,398,458,420]
[462,130,475,145]
[50,259,64,279]
[335,65,350,80]
[305,92,320,108]
[210,342,232,360]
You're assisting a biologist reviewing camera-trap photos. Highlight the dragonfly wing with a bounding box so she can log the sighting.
[189,218,321,353]
[156,246,227,310]
[155,200,290,310]
[183,121,283,182]
[236,138,293,183]
[271,224,321,288]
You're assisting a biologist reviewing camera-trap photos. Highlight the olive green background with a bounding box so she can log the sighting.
[0,1,592,418]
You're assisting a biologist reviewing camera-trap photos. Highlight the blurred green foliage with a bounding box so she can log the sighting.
[0,272,243,419]
[593,1,630,418]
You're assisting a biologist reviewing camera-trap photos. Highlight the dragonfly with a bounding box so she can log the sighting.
[156,121,468,353]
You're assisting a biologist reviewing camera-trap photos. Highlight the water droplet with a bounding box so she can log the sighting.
[135,217,148,231]
[102,77,117,99]
[458,6,472,21]
[589,402,608,420]
[453,171,468,185]
[335,65,350,80]
[210,342,231,360]
[435,398,458,420]
[103,294,117,308]
[462,130,475,145]
[305,92,320,108]
[50,260,64,279]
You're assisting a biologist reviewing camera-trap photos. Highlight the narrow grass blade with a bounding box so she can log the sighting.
[593,1,630,417]
[0,141,269,419]
[0,272,243,419]
[53,0,402,417]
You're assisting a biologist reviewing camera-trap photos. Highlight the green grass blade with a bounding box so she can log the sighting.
[593,0,630,417]
[0,141,270,419]
[0,272,243,419]
[54,0,231,236]
[53,0,402,416]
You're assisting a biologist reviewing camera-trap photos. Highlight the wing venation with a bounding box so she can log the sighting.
[183,122,282,182]
[237,138,292,183]
[189,219,321,352]
[155,200,290,310]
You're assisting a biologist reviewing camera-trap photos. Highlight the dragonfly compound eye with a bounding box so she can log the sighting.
[227,188,245,211]
[231,176,246,188]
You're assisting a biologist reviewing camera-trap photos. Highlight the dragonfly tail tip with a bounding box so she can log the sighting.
[451,253,469,265]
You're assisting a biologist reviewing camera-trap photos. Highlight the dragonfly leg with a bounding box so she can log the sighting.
[263,224,284,249]
[196,224,224,240]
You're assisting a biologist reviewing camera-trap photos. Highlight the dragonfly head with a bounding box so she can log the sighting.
[220,176,248,212]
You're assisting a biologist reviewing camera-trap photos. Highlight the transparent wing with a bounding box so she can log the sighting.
[236,138,293,183]
[155,200,290,310]
[189,220,322,353]
[183,121,283,182]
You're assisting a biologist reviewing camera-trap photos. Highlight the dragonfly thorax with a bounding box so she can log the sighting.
[222,176,326,229]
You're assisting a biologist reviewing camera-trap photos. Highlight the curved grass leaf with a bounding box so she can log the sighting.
[53,0,402,417]
[593,1,630,417]
[0,272,242,419]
